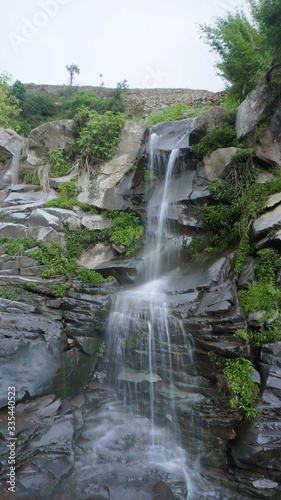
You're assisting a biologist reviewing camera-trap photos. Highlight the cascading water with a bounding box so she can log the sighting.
[102,128,195,498]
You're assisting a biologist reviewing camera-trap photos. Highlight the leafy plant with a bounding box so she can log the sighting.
[19,168,40,186]
[0,236,37,255]
[42,148,72,178]
[46,180,78,210]
[192,123,238,158]
[234,328,249,341]
[108,211,143,254]
[54,283,69,298]
[78,111,125,164]
[97,341,106,359]
[0,285,19,301]
[146,102,208,126]
[224,357,259,419]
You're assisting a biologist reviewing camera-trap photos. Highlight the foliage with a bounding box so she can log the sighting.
[28,241,107,284]
[54,283,69,298]
[249,0,281,61]
[223,357,259,419]
[78,111,125,164]
[0,235,37,255]
[192,123,238,158]
[201,149,269,255]
[65,227,106,258]
[42,148,72,178]
[238,280,280,317]
[256,247,281,281]
[0,285,19,302]
[46,180,78,210]
[254,116,270,143]
[19,168,40,186]
[254,316,281,345]
[234,329,249,341]
[146,102,208,125]
[97,341,106,359]
[107,211,143,254]
[0,73,20,129]
[199,8,271,101]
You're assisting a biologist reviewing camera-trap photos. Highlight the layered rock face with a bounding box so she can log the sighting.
[0,85,281,498]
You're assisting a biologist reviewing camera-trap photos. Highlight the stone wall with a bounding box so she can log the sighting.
[23,83,224,115]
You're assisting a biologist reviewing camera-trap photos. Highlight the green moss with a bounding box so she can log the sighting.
[45,180,78,210]
[234,329,249,341]
[0,285,19,301]
[54,283,69,297]
[254,116,270,143]
[19,168,40,186]
[224,357,259,419]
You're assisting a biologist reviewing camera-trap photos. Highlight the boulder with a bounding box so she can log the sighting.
[81,214,112,231]
[77,121,144,210]
[0,128,26,185]
[251,204,281,240]
[236,85,272,140]
[27,120,73,165]
[189,106,229,145]
[203,147,238,181]
[0,223,37,239]
[37,227,66,247]
[145,118,195,153]
[256,102,281,165]
[28,208,62,230]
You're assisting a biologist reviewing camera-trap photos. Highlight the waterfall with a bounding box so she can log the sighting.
[103,129,195,498]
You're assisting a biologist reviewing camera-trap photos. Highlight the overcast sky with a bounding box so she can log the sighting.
[1,0,249,91]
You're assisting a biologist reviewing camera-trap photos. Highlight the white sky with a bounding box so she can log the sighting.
[1,0,249,91]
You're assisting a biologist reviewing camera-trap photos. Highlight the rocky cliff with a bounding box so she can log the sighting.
[0,84,281,499]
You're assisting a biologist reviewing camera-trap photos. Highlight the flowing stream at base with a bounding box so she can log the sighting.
[75,126,220,499]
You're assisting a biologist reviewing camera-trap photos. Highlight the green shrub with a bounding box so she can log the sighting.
[253,317,281,347]
[238,280,280,318]
[192,124,238,158]
[54,283,69,298]
[28,241,107,285]
[19,168,40,186]
[0,236,37,255]
[146,102,207,125]
[78,111,125,164]
[42,148,72,178]
[108,211,143,254]
[0,285,18,301]
[224,357,259,419]
[234,329,249,341]
[46,180,77,210]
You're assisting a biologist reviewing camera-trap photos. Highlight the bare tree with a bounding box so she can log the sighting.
[66,64,80,86]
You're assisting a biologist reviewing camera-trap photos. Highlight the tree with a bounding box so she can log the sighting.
[199,1,280,102]
[12,80,26,104]
[66,64,80,86]
[0,73,20,129]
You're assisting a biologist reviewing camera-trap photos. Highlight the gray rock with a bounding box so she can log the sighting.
[146,118,195,153]
[251,204,281,240]
[266,192,281,209]
[28,208,62,230]
[189,106,229,144]
[0,223,37,239]
[238,257,257,289]
[236,85,272,140]
[81,214,112,231]
[74,337,101,355]
[37,227,66,247]
[256,103,281,165]
[27,120,73,165]
[78,243,116,269]
[203,147,238,180]
[0,128,26,185]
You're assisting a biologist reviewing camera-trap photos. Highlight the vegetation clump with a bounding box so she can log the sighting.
[192,123,238,158]
[146,102,208,126]
[223,357,259,419]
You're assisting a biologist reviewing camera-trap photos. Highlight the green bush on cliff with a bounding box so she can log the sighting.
[42,148,72,178]
[28,241,108,285]
[224,357,259,419]
[192,123,238,158]
[146,102,208,126]
[78,111,125,164]
[0,235,37,255]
